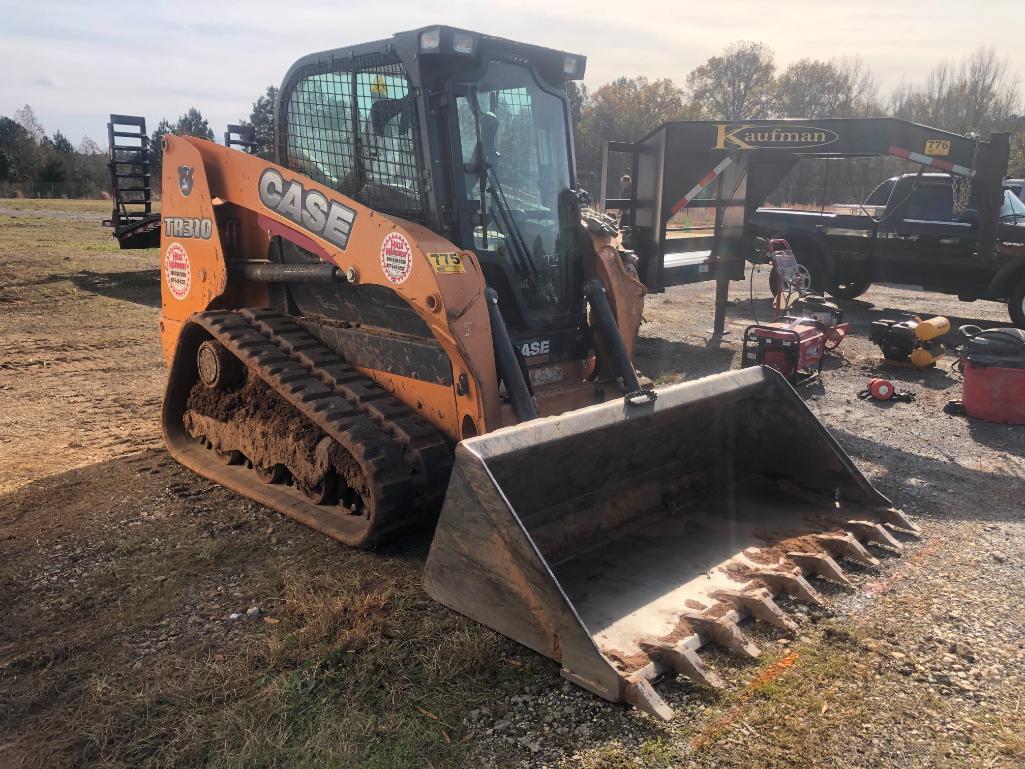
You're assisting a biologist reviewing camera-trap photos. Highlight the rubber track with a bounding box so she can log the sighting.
[240,309,453,508]
[191,309,453,542]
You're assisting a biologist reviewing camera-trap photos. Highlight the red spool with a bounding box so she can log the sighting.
[868,378,895,401]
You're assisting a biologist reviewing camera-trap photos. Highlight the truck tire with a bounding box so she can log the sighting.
[1009,277,1025,329]
[829,279,872,300]
[768,247,826,295]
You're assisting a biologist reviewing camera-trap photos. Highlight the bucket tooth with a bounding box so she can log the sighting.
[815,533,880,567]
[712,588,799,634]
[624,678,675,721]
[685,614,761,659]
[642,642,724,689]
[846,520,903,553]
[753,569,825,606]
[787,551,853,587]
[876,507,922,536]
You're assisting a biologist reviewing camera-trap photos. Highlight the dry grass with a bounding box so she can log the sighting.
[0,197,113,213]
[0,197,162,213]
[0,454,536,768]
[0,201,533,768]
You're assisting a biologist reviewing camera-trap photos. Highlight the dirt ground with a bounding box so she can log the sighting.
[1,200,1023,768]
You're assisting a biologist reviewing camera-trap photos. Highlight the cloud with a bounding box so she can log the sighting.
[1,0,1023,147]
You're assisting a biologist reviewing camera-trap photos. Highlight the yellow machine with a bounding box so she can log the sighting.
[870,316,950,367]
[152,27,919,718]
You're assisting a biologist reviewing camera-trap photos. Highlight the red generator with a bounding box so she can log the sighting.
[743,320,825,386]
[960,328,1025,424]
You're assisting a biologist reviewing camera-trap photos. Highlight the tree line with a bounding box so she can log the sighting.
[0,105,108,197]
[2,42,1022,200]
[572,44,1024,200]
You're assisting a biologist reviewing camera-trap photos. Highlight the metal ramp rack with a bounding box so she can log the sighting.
[103,114,161,249]
[224,123,258,154]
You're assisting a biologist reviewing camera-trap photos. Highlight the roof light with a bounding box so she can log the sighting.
[563,56,580,77]
[453,31,476,55]
[419,28,441,52]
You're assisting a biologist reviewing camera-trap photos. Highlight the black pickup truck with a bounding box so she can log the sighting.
[749,172,1025,327]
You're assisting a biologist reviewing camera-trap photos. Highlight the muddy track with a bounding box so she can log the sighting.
[164,309,452,547]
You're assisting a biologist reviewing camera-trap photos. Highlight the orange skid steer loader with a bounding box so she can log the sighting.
[154,27,919,719]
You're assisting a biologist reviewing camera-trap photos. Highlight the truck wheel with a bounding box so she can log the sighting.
[1009,277,1025,329]
[768,250,824,295]
[829,279,872,300]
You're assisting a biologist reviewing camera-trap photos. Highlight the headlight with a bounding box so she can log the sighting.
[419,28,441,52]
[453,31,476,55]
[563,55,580,77]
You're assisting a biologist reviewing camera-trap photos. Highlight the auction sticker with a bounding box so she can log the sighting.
[380,232,413,284]
[428,252,466,274]
[164,241,192,300]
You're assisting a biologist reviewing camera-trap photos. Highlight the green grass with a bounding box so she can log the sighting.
[0,214,50,227]
[638,736,682,767]
[0,197,114,212]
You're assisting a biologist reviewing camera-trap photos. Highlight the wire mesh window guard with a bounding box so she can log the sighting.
[284,57,427,224]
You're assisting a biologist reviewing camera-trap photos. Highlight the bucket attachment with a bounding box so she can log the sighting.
[423,366,918,719]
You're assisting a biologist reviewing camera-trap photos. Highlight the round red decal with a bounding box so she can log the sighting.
[164,242,192,300]
[380,232,413,284]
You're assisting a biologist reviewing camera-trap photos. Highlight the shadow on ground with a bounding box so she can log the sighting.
[834,298,1017,335]
[25,269,160,308]
[829,425,1024,521]
[636,336,736,382]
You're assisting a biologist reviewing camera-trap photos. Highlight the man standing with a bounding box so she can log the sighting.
[618,174,632,228]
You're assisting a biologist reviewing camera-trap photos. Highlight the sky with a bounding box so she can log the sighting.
[3,0,1024,148]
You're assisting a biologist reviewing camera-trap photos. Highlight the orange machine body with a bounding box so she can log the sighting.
[158,135,645,443]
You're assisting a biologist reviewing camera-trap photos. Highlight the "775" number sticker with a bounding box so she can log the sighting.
[428,252,466,274]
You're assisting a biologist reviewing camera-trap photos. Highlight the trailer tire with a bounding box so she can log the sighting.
[1008,276,1025,329]
[829,279,873,300]
[768,246,826,295]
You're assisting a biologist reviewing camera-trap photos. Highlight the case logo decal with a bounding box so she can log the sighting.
[258,168,356,250]
[520,338,551,359]
[380,232,413,284]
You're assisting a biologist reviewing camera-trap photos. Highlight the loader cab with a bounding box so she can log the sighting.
[276,26,587,339]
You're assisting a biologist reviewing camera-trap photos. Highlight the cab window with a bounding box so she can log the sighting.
[1001,189,1025,221]
[864,179,895,207]
[905,184,955,222]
